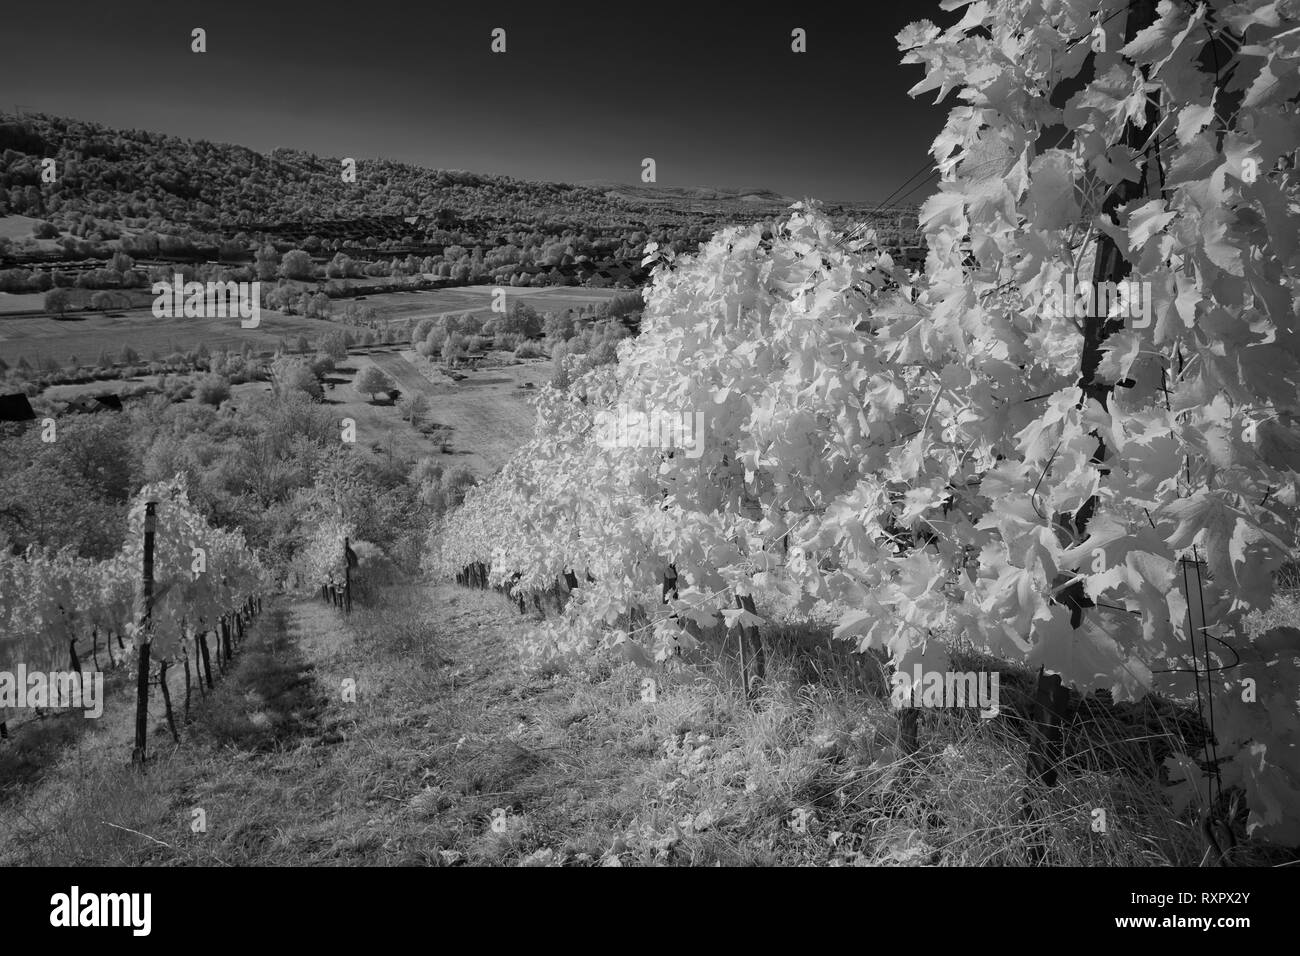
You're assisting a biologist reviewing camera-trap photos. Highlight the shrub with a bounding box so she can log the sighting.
[412,318,436,345]
[442,333,466,366]
[310,353,336,378]
[272,358,323,401]
[196,374,232,406]
[279,249,314,280]
[320,332,348,361]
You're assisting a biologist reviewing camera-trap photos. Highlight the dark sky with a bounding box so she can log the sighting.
[1,1,954,203]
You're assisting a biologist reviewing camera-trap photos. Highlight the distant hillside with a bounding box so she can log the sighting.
[580,181,794,207]
[0,113,803,236]
[0,112,921,295]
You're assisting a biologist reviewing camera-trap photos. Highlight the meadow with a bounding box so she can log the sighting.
[0,284,626,372]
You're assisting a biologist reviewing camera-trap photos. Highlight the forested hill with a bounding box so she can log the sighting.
[0,112,918,251]
[0,113,781,231]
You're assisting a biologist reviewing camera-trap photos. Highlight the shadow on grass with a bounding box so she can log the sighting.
[457,376,514,387]
[192,606,323,752]
[0,717,87,798]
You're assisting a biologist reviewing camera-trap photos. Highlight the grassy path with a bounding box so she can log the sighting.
[0,587,671,865]
[3,582,1252,866]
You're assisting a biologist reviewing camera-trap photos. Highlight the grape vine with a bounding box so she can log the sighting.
[429,0,1300,842]
[0,476,267,726]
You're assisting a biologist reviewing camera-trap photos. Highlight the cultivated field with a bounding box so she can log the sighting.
[0,307,344,367]
[348,284,628,326]
[0,285,627,367]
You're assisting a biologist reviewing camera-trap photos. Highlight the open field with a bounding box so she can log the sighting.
[371,349,550,474]
[0,215,43,240]
[0,284,627,366]
[0,292,47,314]
[227,345,546,475]
[0,307,340,366]
[351,284,628,326]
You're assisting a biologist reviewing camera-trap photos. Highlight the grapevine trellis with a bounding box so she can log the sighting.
[428,0,1300,848]
[317,538,358,613]
[299,518,359,614]
[0,476,267,761]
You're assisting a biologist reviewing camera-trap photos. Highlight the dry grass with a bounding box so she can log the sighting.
[3,578,1295,867]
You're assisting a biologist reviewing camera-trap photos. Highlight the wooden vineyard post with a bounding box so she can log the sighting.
[344,537,354,615]
[198,629,213,690]
[183,645,192,721]
[898,707,920,756]
[1025,669,1070,785]
[158,659,179,743]
[222,615,232,662]
[736,594,766,699]
[194,639,206,699]
[68,638,82,711]
[132,500,157,766]
[1020,667,1071,863]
